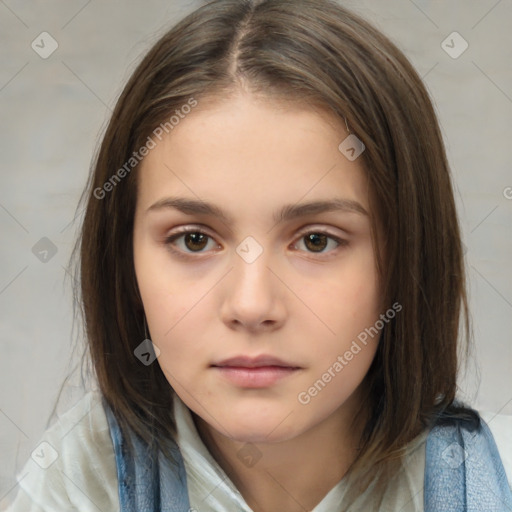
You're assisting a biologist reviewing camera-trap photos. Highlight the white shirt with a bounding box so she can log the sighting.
[4,390,511,511]
[173,395,427,511]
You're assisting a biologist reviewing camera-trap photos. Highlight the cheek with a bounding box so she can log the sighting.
[300,247,380,335]
[135,264,215,376]
[134,253,187,359]
[296,246,381,380]
[134,241,195,331]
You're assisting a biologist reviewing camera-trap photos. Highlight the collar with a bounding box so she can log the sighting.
[172,394,348,511]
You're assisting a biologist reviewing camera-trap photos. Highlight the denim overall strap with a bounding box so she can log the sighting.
[103,399,191,512]
[424,416,512,511]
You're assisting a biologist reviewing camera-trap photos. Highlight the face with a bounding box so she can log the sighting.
[133,92,382,445]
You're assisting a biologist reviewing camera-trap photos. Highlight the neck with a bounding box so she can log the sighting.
[194,395,365,512]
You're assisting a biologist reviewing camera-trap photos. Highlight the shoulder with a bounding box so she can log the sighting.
[479,411,512,487]
[5,390,120,512]
[424,410,512,509]
[427,410,512,483]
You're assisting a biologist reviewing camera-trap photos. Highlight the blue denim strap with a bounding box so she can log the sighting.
[103,399,191,512]
[104,397,512,511]
[424,416,512,511]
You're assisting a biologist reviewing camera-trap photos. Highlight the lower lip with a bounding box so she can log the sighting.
[213,366,299,388]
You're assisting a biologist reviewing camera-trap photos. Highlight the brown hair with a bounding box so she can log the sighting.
[71,0,476,489]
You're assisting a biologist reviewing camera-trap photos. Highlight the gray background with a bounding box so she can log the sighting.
[1,0,511,505]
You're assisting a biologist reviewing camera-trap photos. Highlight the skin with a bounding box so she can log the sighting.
[133,90,383,511]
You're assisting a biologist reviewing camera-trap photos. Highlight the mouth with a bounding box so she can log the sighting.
[211,355,302,388]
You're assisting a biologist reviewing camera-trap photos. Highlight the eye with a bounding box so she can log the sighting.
[165,229,219,254]
[293,231,347,254]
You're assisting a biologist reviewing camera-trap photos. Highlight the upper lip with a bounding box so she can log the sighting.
[212,355,300,368]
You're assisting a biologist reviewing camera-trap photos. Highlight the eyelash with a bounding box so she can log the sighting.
[164,227,348,258]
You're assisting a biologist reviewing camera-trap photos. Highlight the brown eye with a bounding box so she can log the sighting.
[165,229,218,255]
[293,231,346,254]
[304,233,328,252]
[183,232,209,251]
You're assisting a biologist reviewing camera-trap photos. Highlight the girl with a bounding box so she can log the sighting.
[6,0,512,510]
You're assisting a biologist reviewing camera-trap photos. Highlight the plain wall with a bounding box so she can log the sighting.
[1,0,511,504]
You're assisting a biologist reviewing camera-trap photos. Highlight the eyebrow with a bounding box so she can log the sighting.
[146,196,369,223]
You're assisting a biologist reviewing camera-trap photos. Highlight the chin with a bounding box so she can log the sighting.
[225,423,298,445]
[217,404,302,444]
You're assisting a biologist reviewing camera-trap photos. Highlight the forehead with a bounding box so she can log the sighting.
[136,92,371,218]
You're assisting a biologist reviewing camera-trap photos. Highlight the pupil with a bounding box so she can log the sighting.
[185,233,208,251]
[305,233,327,252]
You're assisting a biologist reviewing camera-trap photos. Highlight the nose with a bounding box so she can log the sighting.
[220,248,287,333]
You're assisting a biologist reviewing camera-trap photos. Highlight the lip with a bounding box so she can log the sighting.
[212,355,299,369]
[211,355,302,388]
